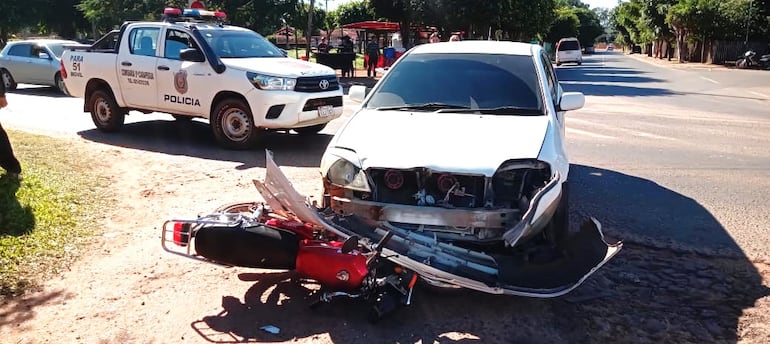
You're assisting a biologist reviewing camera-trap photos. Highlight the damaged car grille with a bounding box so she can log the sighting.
[368,168,486,208]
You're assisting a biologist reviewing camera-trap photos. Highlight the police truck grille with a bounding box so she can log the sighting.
[302,96,343,111]
[295,76,339,92]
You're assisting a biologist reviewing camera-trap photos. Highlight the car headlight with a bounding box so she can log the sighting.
[247,72,296,91]
[326,158,370,192]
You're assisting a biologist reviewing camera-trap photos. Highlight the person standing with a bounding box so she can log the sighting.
[366,35,380,78]
[0,80,22,180]
[429,32,440,43]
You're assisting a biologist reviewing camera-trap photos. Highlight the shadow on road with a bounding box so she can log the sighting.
[186,164,768,343]
[564,164,768,342]
[192,271,563,343]
[77,120,332,169]
[556,65,675,97]
[8,86,69,98]
[0,289,73,329]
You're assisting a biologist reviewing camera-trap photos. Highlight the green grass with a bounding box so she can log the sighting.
[0,130,110,298]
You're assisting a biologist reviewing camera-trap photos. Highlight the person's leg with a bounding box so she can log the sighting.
[0,123,22,174]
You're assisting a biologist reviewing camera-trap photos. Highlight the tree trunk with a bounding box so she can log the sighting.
[305,0,315,60]
[676,32,684,62]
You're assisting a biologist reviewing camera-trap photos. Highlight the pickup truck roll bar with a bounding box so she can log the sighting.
[189,26,226,74]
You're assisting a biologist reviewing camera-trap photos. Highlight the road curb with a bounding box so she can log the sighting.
[625,52,727,71]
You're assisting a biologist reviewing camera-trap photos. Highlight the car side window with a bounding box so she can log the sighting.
[8,44,32,57]
[129,27,160,57]
[164,29,196,60]
[540,53,558,102]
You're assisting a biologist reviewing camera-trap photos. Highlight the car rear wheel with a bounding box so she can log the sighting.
[55,73,68,95]
[211,98,260,149]
[293,123,327,135]
[89,89,125,132]
[1,69,17,90]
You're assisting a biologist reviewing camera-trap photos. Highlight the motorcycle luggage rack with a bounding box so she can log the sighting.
[160,213,253,265]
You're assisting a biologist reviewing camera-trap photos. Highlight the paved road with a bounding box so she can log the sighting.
[1,52,769,262]
[2,52,769,343]
[558,51,770,261]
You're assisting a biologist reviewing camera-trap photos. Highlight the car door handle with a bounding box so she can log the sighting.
[157,65,170,71]
[121,61,132,66]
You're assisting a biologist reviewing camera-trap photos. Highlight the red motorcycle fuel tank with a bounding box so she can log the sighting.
[295,240,368,291]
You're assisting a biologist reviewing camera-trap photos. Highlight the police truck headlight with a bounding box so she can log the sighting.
[247,72,296,91]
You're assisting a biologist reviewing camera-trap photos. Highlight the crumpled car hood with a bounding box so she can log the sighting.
[332,110,551,176]
[255,151,623,298]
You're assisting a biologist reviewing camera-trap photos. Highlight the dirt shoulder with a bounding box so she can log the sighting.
[1,129,769,343]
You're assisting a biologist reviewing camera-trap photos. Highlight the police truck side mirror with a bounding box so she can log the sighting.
[180,48,205,62]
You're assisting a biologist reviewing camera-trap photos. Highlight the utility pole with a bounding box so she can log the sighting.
[306,0,315,60]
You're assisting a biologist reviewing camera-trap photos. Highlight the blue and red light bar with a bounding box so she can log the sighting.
[163,7,226,19]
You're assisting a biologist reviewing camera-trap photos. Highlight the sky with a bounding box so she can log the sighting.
[324,0,621,12]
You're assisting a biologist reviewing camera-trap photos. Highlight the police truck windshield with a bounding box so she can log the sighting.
[200,29,284,58]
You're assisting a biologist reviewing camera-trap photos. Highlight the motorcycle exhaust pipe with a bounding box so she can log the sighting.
[194,225,300,269]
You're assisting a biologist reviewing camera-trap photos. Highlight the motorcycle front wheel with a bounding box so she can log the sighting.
[736,58,749,69]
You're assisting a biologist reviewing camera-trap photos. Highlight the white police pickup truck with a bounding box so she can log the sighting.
[61,8,343,149]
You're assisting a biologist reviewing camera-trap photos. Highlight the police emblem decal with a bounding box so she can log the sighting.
[174,70,188,94]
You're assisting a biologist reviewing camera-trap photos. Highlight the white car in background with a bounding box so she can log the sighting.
[0,39,81,94]
[555,37,583,66]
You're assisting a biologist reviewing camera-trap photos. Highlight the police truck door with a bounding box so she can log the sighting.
[155,28,210,116]
[118,26,160,108]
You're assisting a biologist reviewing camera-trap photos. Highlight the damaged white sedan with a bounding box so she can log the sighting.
[317,41,620,296]
[161,42,621,314]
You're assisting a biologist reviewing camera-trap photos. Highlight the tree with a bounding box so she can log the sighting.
[611,0,643,48]
[547,6,580,42]
[332,0,375,25]
[370,0,412,46]
[574,7,604,47]
[0,0,45,47]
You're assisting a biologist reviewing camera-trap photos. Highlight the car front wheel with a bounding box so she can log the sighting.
[211,98,260,149]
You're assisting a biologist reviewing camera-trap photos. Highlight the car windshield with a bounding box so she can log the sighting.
[558,40,580,51]
[200,29,284,58]
[365,53,544,114]
[47,44,67,57]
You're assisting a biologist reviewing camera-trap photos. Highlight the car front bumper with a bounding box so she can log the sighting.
[253,151,622,298]
[244,88,344,129]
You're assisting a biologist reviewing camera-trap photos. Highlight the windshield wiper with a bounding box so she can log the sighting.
[440,106,544,115]
[375,103,472,111]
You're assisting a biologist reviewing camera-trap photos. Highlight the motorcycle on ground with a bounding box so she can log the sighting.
[161,151,621,322]
[736,49,770,69]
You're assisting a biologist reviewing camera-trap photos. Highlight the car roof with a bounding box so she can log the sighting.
[409,41,537,56]
[7,39,80,46]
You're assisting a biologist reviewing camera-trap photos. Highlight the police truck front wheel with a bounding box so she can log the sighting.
[211,98,260,149]
[89,89,125,132]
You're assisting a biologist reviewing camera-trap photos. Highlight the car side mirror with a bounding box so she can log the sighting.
[38,52,51,59]
[349,85,368,103]
[558,92,585,111]
[180,48,205,62]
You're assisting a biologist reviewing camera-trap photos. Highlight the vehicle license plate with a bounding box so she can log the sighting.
[318,105,334,117]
